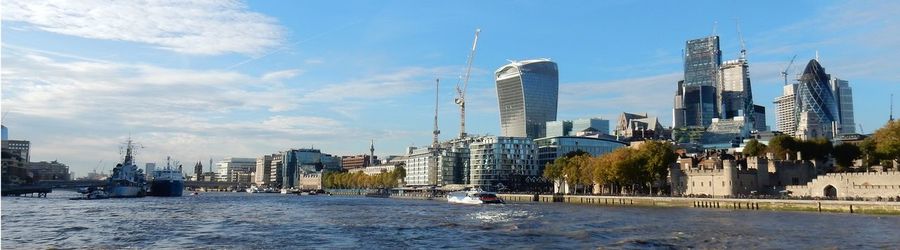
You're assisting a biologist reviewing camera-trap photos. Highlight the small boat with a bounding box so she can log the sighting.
[246,186,261,193]
[447,190,504,204]
[71,189,110,200]
[190,192,199,196]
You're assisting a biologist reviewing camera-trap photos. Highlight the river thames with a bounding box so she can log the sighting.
[2,191,899,249]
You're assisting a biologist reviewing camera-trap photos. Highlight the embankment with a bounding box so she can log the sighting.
[497,194,900,215]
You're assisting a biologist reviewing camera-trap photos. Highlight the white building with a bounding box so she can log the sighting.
[216,157,256,182]
[774,84,798,135]
[469,136,538,189]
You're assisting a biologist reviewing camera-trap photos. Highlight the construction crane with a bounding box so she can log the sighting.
[454,28,480,139]
[780,55,797,85]
[736,20,747,60]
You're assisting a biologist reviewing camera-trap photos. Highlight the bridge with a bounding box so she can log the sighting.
[34,180,254,190]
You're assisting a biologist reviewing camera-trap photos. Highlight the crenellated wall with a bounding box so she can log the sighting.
[786,171,900,198]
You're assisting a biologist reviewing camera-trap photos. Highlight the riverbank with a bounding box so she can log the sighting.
[497,194,900,215]
[327,189,900,215]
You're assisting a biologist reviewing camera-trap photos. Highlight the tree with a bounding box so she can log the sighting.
[860,137,880,167]
[873,120,900,165]
[768,135,798,160]
[832,143,861,172]
[743,139,767,157]
[638,140,677,194]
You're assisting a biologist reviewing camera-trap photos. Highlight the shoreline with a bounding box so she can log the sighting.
[326,189,900,215]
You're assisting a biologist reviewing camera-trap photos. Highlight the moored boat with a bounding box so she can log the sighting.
[105,139,147,198]
[447,190,504,204]
[148,156,185,197]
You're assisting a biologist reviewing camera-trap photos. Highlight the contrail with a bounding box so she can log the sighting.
[224,20,362,70]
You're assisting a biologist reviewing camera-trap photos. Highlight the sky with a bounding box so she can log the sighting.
[2,1,899,177]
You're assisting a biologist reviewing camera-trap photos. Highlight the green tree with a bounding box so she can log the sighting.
[638,140,677,194]
[832,143,862,172]
[873,120,900,165]
[860,137,880,167]
[768,135,798,160]
[743,139,767,157]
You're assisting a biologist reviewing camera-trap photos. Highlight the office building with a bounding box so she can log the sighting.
[341,155,375,171]
[535,134,627,167]
[752,105,767,132]
[279,148,342,189]
[255,155,272,186]
[546,117,609,138]
[831,77,855,134]
[404,136,479,186]
[495,59,559,138]
[545,120,573,138]
[2,140,30,163]
[675,36,721,128]
[468,136,538,189]
[269,153,284,187]
[774,84,799,135]
[794,59,839,139]
[216,157,256,182]
[718,59,754,121]
[27,160,71,181]
[1,125,7,141]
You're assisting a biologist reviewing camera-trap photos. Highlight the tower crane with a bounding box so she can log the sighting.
[454,28,480,139]
[781,55,797,85]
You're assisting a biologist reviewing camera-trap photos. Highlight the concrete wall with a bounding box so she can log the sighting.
[786,172,900,198]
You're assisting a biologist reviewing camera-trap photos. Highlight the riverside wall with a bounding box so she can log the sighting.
[497,194,900,215]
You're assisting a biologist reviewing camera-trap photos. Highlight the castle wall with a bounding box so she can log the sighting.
[786,172,900,198]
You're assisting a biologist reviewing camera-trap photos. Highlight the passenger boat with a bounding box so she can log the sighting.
[446,190,504,204]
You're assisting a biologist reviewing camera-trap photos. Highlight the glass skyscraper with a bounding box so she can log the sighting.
[495,59,559,138]
[674,36,721,128]
[795,59,838,137]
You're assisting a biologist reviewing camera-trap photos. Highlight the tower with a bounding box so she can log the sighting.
[495,59,559,138]
[795,59,838,138]
[369,139,375,166]
[675,36,721,128]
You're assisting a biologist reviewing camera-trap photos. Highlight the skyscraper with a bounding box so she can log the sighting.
[719,59,753,120]
[830,77,855,134]
[675,36,721,128]
[774,84,798,135]
[495,59,559,138]
[795,59,838,138]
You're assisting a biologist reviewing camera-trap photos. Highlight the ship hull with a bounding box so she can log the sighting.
[107,186,145,198]
[149,180,184,197]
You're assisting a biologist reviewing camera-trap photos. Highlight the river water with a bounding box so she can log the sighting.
[2,191,899,249]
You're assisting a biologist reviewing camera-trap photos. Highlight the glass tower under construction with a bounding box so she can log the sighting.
[674,36,721,128]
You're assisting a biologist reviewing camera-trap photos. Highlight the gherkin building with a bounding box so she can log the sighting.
[796,59,838,130]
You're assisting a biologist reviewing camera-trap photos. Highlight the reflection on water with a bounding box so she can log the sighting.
[2,191,899,249]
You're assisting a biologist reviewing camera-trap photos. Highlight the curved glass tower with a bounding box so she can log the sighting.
[494,59,559,138]
[796,59,838,136]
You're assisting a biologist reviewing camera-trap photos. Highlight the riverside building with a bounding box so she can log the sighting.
[468,136,538,189]
[216,157,256,182]
[495,59,559,139]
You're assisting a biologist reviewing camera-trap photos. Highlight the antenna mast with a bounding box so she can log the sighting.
[891,93,895,122]
[433,78,441,146]
[455,28,480,139]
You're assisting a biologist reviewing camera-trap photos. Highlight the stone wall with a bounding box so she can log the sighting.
[786,171,900,198]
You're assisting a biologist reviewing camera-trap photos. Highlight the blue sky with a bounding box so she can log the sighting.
[2,1,898,176]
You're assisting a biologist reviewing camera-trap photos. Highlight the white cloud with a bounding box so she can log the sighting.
[261,69,303,82]
[1,0,284,55]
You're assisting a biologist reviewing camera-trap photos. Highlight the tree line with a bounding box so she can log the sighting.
[542,140,677,195]
[743,120,900,172]
[323,166,406,189]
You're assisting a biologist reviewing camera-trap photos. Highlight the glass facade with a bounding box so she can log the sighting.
[468,136,537,189]
[830,78,855,134]
[678,36,721,128]
[796,59,838,136]
[534,136,626,168]
[495,59,559,138]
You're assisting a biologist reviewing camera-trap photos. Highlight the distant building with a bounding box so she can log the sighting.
[674,36,721,128]
[145,163,156,179]
[404,146,438,186]
[774,84,798,135]
[27,160,71,181]
[278,148,341,189]
[547,118,609,138]
[354,155,406,176]
[255,155,272,186]
[1,125,7,141]
[752,105,767,131]
[404,136,483,186]
[298,172,324,191]
[495,59,559,138]
[615,112,665,141]
[269,153,285,187]
[468,136,538,189]
[193,161,203,181]
[341,155,375,171]
[830,77,855,134]
[216,157,256,182]
[3,140,30,163]
[534,134,627,167]
[793,59,840,139]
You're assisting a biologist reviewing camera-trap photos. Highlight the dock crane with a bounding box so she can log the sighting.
[781,55,797,85]
[454,28,480,139]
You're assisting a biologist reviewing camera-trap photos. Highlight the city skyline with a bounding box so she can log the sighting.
[2,1,900,176]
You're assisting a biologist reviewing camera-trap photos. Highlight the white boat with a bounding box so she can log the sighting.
[246,186,261,193]
[447,190,504,204]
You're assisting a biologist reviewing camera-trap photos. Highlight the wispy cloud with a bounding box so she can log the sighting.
[1,0,284,55]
